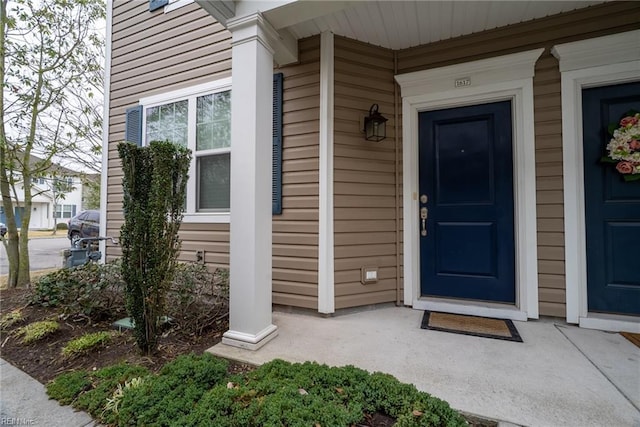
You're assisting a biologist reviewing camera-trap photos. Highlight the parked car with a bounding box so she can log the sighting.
[0,222,6,237]
[67,210,100,246]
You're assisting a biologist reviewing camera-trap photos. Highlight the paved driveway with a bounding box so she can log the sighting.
[0,237,69,273]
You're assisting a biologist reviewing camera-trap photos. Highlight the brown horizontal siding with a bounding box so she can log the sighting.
[272,36,321,309]
[396,1,640,317]
[333,36,401,310]
[106,1,232,268]
[106,5,322,301]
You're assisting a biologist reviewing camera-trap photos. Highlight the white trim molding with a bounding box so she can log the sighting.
[395,48,543,321]
[318,31,335,314]
[552,30,640,331]
[99,0,114,263]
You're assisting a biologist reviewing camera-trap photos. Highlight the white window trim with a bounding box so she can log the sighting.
[139,77,232,224]
[552,29,640,333]
[395,48,543,322]
[164,0,193,13]
[55,204,75,219]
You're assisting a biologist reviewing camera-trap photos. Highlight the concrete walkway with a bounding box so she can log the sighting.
[209,307,640,427]
[0,358,95,427]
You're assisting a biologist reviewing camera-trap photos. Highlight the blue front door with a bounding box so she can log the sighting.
[582,82,640,316]
[419,101,515,303]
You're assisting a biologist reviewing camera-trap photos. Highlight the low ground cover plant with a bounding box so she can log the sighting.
[0,308,24,330]
[47,353,466,427]
[62,331,114,358]
[16,320,59,343]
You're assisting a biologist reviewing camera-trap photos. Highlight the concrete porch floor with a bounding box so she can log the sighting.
[208,306,640,427]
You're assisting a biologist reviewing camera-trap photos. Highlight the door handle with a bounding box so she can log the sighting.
[420,207,428,236]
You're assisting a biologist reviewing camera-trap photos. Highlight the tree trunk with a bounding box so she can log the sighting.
[17,198,31,286]
[0,0,20,288]
[0,146,20,288]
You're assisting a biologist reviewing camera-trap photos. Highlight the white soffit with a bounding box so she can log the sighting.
[286,1,607,50]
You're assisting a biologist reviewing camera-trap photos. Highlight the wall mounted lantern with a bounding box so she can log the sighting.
[363,104,387,142]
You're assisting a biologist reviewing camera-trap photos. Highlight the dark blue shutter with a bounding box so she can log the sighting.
[273,73,283,215]
[125,105,143,146]
[149,0,168,11]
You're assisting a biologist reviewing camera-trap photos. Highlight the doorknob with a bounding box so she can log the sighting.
[420,207,428,236]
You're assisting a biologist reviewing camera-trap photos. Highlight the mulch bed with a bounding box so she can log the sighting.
[0,287,245,383]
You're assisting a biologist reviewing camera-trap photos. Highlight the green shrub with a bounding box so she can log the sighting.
[46,371,91,405]
[167,264,229,335]
[48,356,466,427]
[16,320,59,343]
[30,258,228,336]
[74,363,151,425]
[62,331,113,357]
[117,353,228,426]
[56,222,68,230]
[31,260,125,319]
[188,359,466,427]
[31,268,75,307]
[104,376,146,415]
[118,140,191,353]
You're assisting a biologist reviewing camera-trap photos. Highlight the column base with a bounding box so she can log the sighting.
[222,324,279,351]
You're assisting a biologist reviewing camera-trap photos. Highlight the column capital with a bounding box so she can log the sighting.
[227,12,298,66]
[227,12,278,55]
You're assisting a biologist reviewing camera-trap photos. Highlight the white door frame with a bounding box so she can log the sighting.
[552,30,640,333]
[395,48,543,321]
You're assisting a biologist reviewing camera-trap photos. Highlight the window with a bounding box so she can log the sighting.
[55,204,76,219]
[126,75,284,222]
[140,78,232,221]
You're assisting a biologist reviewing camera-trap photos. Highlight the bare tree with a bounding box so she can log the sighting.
[1,0,105,287]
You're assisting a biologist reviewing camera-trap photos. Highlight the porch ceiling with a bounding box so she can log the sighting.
[278,1,607,50]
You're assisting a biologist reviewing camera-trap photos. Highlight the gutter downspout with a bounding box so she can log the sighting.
[394,50,401,306]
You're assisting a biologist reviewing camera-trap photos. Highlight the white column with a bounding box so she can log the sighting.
[318,31,335,314]
[223,13,278,350]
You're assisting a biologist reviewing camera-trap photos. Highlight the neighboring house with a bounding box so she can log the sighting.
[0,156,85,230]
[81,173,101,210]
[102,0,640,349]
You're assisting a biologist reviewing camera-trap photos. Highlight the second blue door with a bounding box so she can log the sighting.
[419,101,515,303]
[582,82,640,316]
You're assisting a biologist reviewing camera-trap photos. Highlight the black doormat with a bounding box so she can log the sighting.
[421,311,523,342]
